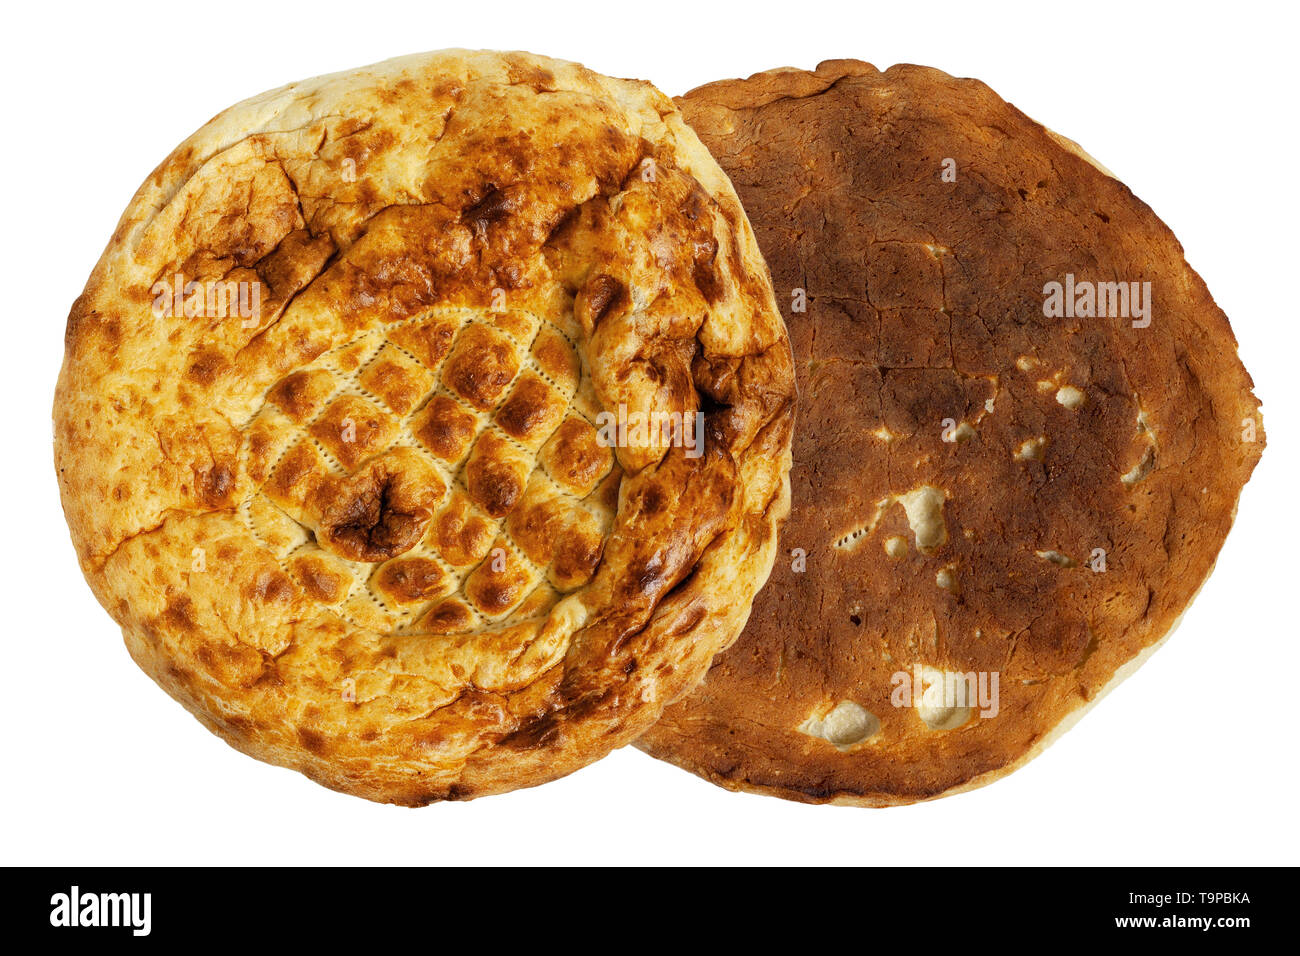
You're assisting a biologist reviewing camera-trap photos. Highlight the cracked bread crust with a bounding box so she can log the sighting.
[54,50,795,804]
[638,60,1263,805]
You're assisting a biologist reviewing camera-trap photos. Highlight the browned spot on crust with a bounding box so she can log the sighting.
[312,452,444,562]
[442,325,520,409]
[577,273,629,329]
[411,395,477,461]
[246,568,295,605]
[496,375,564,443]
[163,594,198,633]
[308,395,398,470]
[462,186,515,236]
[386,313,460,369]
[374,557,448,605]
[432,492,496,567]
[289,554,349,604]
[419,598,476,635]
[201,464,235,505]
[297,727,328,755]
[464,432,530,518]
[268,369,336,423]
[186,347,228,385]
[541,417,612,496]
[465,552,530,616]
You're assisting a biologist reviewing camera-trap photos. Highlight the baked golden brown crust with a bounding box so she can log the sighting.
[638,60,1264,804]
[54,50,794,804]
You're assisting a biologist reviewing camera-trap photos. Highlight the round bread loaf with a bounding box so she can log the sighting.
[638,60,1264,804]
[54,50,795,804]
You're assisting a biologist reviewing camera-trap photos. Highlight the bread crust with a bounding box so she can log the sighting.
[54,50,794,804]
[638,60,1263,805]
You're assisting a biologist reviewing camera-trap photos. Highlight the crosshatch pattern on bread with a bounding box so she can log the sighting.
[245,306,617,637]
[54,50,796,804]
[639,60,1264,805]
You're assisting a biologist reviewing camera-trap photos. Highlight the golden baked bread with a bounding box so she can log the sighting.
[54,50,795,804]
[638,60,1264,804]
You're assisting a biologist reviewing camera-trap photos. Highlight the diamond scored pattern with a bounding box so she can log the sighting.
[240,306,618,637]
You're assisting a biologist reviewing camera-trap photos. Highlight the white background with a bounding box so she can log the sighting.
[2,0,1296,866]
